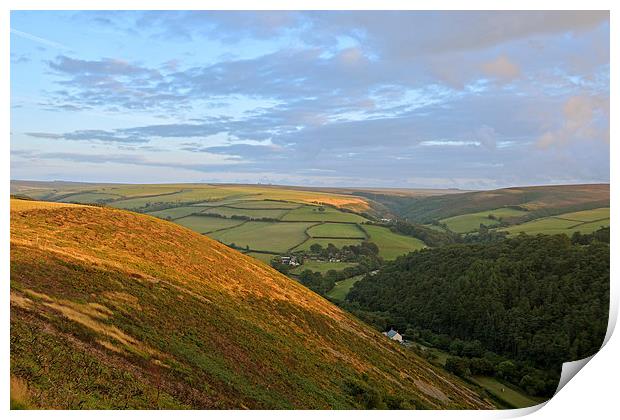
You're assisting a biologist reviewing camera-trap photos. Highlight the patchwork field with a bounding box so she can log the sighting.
[440,208,528,234]
[13,181,607,266]
[147,206,204,220]
[13,182,372,212]
[110,188,242,210]
[175,215,246,234]
[209,221,317,253]
[11,182,392,259]
[282,206,368,223]
[224,200,301,209]
[198,206,290,220]
[307,223,367,239]
[190,196,257,207]
[501,207,610,236]
[361,225,426,260]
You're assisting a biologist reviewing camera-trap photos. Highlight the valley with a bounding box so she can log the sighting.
[10,181,610,409]
[9,9,611,413]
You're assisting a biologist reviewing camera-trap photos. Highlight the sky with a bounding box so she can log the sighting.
[10,11,610,189]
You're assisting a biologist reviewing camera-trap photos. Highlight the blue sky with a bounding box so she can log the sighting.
[10,11,610,189]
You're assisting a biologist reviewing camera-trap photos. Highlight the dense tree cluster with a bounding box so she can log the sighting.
[291,242,382,294]
[309,241,381,261]
[346,232,609,396]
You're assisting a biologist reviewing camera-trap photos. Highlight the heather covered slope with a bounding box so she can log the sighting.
[10,200,492,409]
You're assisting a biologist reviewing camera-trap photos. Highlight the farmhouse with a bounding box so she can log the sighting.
[383,328,403,343]
[279,255,300,266]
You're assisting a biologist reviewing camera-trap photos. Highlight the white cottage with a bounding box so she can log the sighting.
[383,328,403,343]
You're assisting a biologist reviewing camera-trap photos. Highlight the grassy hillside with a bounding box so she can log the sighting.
[361,225,427,260]
[10,181,372,213]
[500,208,610,236]
[10,199,492,409]
[11,182,384,260]
[440,208,528,234]
[370,184,609,224]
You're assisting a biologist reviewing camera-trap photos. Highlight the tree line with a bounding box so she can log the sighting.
[344,230,609,396]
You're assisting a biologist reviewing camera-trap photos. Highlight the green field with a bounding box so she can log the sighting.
[361,225,426,260]
[282,206,368,223]
[471,376,545,408]
[190,195,258,207]
[147,206,204,220]
[11,181,437,262]
[325,275,364,301]
[573,219,611,233]
[307,223,366,238]
[290,261,358,275]
[199,206,289,220]
[108,188,243,210]
[554,207,610,222]
[440,208,528,234]
[225,200,301,209]
[175,215,246,234]
[501,207,610,236]
[210,221,317,253]
[293,238,363,252]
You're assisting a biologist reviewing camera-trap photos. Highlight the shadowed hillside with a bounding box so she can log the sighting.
[10,199,492,409]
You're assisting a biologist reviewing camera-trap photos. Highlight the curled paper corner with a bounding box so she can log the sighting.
[498,309,618,418]
[554,355,595,395]
[495,400,548,418]
[495,356,598,418]
[548,307,617,403]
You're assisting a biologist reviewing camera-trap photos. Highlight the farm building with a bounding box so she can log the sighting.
[383,328,403,343]
[279,255,300,266]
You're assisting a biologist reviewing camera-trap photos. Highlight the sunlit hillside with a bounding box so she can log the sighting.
[10,199,492,409]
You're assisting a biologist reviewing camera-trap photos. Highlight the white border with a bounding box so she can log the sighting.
[2,2,616,419]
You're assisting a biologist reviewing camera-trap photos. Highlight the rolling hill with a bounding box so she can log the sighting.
[10,199,492,409]
[9,181,430,263]
[366,184,610,224]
